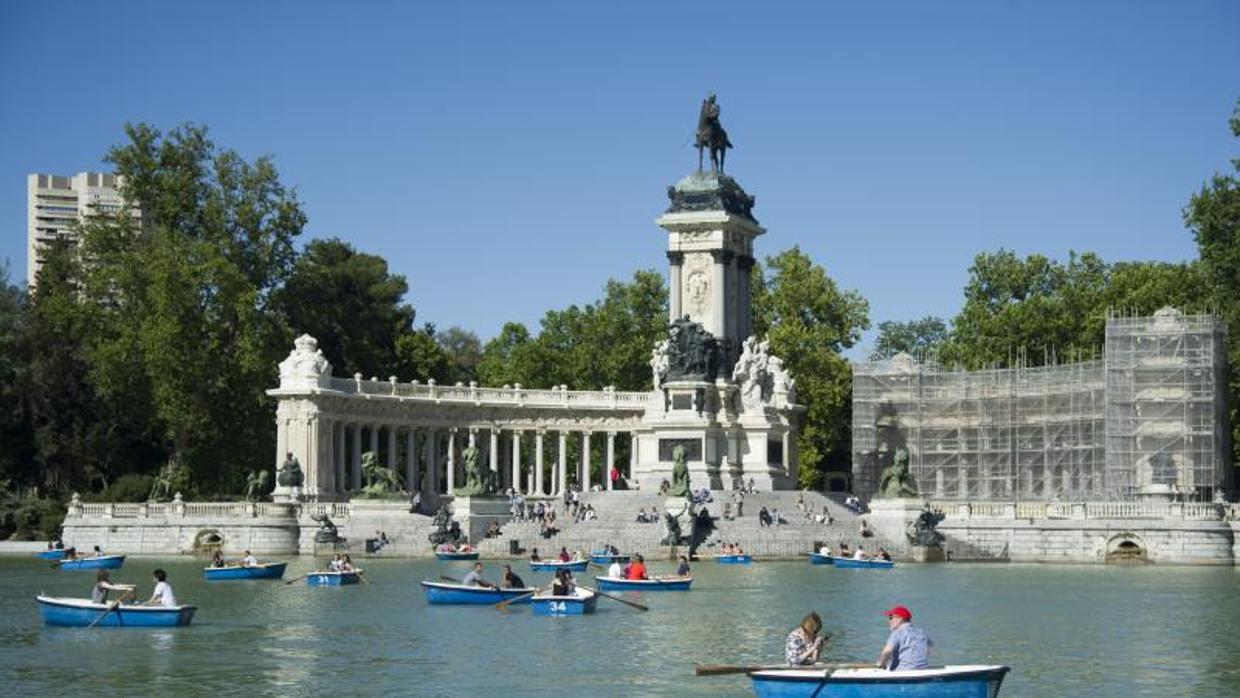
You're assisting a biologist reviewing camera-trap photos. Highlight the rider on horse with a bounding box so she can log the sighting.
[696,92,733,173]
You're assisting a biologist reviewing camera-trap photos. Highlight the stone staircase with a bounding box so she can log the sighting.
[474,490,901,560]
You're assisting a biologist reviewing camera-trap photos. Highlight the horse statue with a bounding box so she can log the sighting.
[907,507,946,548]
[360,451,405,497]
[696,93,733,173]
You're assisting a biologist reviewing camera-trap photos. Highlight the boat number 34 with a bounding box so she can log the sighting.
[550,601,567,612]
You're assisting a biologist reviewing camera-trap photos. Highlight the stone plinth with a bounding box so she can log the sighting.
[451,496,511,542]
[864,498,927,556]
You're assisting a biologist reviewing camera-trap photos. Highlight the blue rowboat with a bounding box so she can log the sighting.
[531,588,597,616]
[202,562,287,580]
[749,665,1010,698]
[435,551,480,561]
[808,553,835,565]
[57,555,125,571]
[593,576,692,592]
[306,570,362,586]
[36,595,196,628]
[831,556,895,569]
[34,549,67,561]
[590,551,630,565]
[530,559,589,573]
[420,581,536,605]
[714,554,752,564]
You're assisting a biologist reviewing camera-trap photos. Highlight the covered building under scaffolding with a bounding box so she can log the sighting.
[852,308,1231,502]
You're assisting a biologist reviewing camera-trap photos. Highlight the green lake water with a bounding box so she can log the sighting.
[2,556,1237,696]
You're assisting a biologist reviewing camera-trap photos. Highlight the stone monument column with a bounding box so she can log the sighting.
[581,432,592,490]
[425,429,439,493]
[446,429,457,492]
[668,251,684,320]
[350,423,362,491]
[711,249,730,337]
[558,431,568,495]
[406,428,418,493]
[387,426,397,472]
[737,255,754,341]
[335,421,346,496]
[535,430,546,495]
[606,432,616,490]
[489,429,500,478]
[512,431,522,494]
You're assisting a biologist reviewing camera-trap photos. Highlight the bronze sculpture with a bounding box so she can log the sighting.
[876,448,919,499]
[696,93,733,173]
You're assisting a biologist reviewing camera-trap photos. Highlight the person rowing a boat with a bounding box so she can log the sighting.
[785,612,828,666]
[676,555,691,576]
[877,605,932,670]
[92,570,134,605]
[461,562,498,590]
[242,550,258,567]
[550,568,575,596]
[340,554,357,572]
[143,569,178,608]
[557,547,571,562]
[607,558,623,578]
[500,564,526,589]
[210,550,227,568]
[530,548,542,562]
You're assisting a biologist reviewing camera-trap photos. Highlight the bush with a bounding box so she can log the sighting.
[0,497,66,541]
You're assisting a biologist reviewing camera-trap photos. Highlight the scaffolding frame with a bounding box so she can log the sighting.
[852,309,1229,502]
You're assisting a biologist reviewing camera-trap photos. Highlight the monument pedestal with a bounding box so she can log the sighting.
[271,486,303,504]
[451,496,511,543]
[865,498,926,556]
[634,380,726,492]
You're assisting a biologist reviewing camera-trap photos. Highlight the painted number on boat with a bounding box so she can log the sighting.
[316,576,329,584]
[550,601,567,613]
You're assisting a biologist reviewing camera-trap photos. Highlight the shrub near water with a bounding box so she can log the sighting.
[0,497,66,541]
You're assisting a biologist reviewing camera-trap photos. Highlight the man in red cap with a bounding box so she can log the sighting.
[876,605,932,671]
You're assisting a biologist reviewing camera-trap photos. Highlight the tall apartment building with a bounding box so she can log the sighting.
[26,172,135,288]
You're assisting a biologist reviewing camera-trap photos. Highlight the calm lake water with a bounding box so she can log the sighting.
[1,555,1237,697]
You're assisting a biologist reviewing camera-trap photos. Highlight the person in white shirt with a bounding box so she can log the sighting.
[145,569,178,608]
[242,550,258,567]
[853,547,868,561]
[607,560,623,578]
[819,545,832,556]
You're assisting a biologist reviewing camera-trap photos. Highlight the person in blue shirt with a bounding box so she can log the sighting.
[877,605,932,670]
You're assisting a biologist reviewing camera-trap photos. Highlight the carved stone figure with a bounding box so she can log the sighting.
[148,462,184,503]
[664,316,719,382]
[310,513,340,544]
[668,445,692,498]
[277,334,333,389]
[650,339,670,389]
[277,453,304,488]
[244,469,270,502]
[360,451,404,497]
[732,335,770,411]
[907,507,946,548]
[876,448,919,499]
[427,505,463,547]
[660,510,684,546]
[768,354,796,404]
[453,444,495,497]
[695,93,733,173]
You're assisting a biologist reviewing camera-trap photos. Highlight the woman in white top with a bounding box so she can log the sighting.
[853,547,868,561]
[607,560,623,578]
[145,569,178,607]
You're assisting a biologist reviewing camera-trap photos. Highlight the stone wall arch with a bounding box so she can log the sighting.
[1104,532,1148,564]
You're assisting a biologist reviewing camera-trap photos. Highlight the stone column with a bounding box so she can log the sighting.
[535,430,546,496]
[582,431,592,491]
[629,432,638,485]
[737,255,754,340]
[558,431,568,495]
[369,424,379,462]
[426,429,439,494]
[350,423,362,491]
[667,251,684,321]
[606,431,616,491]
[711,250,732,337]
[335,421,346,495]
[489,428,500,478]
[387,425,397,472]
[306,416,320,495]
[414,428,424,493]
[446,429,458,493]
[512,430,522,494]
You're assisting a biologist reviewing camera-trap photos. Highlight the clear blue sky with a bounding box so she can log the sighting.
[2,1,1237,357]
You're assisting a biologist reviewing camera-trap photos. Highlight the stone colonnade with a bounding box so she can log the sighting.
[280,414,641,499]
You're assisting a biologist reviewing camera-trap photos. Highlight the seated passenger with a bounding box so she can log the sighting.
[210,550,226,568]
[626,554,649,580]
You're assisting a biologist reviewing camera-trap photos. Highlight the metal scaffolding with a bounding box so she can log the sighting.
[852,308,1229,502]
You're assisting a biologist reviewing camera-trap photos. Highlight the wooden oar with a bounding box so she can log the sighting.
[355,570,372,585]
[579,585,648,612]
[439,575,461,583]
[694,662,872,676]
[87,589,134,629]
[283,573,309,585]
[495,583,548,612]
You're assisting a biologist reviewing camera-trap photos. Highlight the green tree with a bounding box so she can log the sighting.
[752,247,870,488]
[274,238,416,378]
[937,250,1108,368]
[870,316,949,361]
[1185,98,1240,463]
[395,325,452,383]
[478,322,536,387]
[78,123,306,494]
[0,266,34,489]
[437,326,483,383]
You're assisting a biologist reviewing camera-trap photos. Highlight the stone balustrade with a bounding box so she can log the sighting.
[929,500,1232,521]
[65,493,300,520]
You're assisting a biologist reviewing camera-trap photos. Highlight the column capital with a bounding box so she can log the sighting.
[736,254,755,271]
[666,250,685,265]
[710,249,735,264]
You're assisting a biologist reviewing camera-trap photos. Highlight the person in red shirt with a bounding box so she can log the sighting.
[626,554,648,580]
[558,546,571,562]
